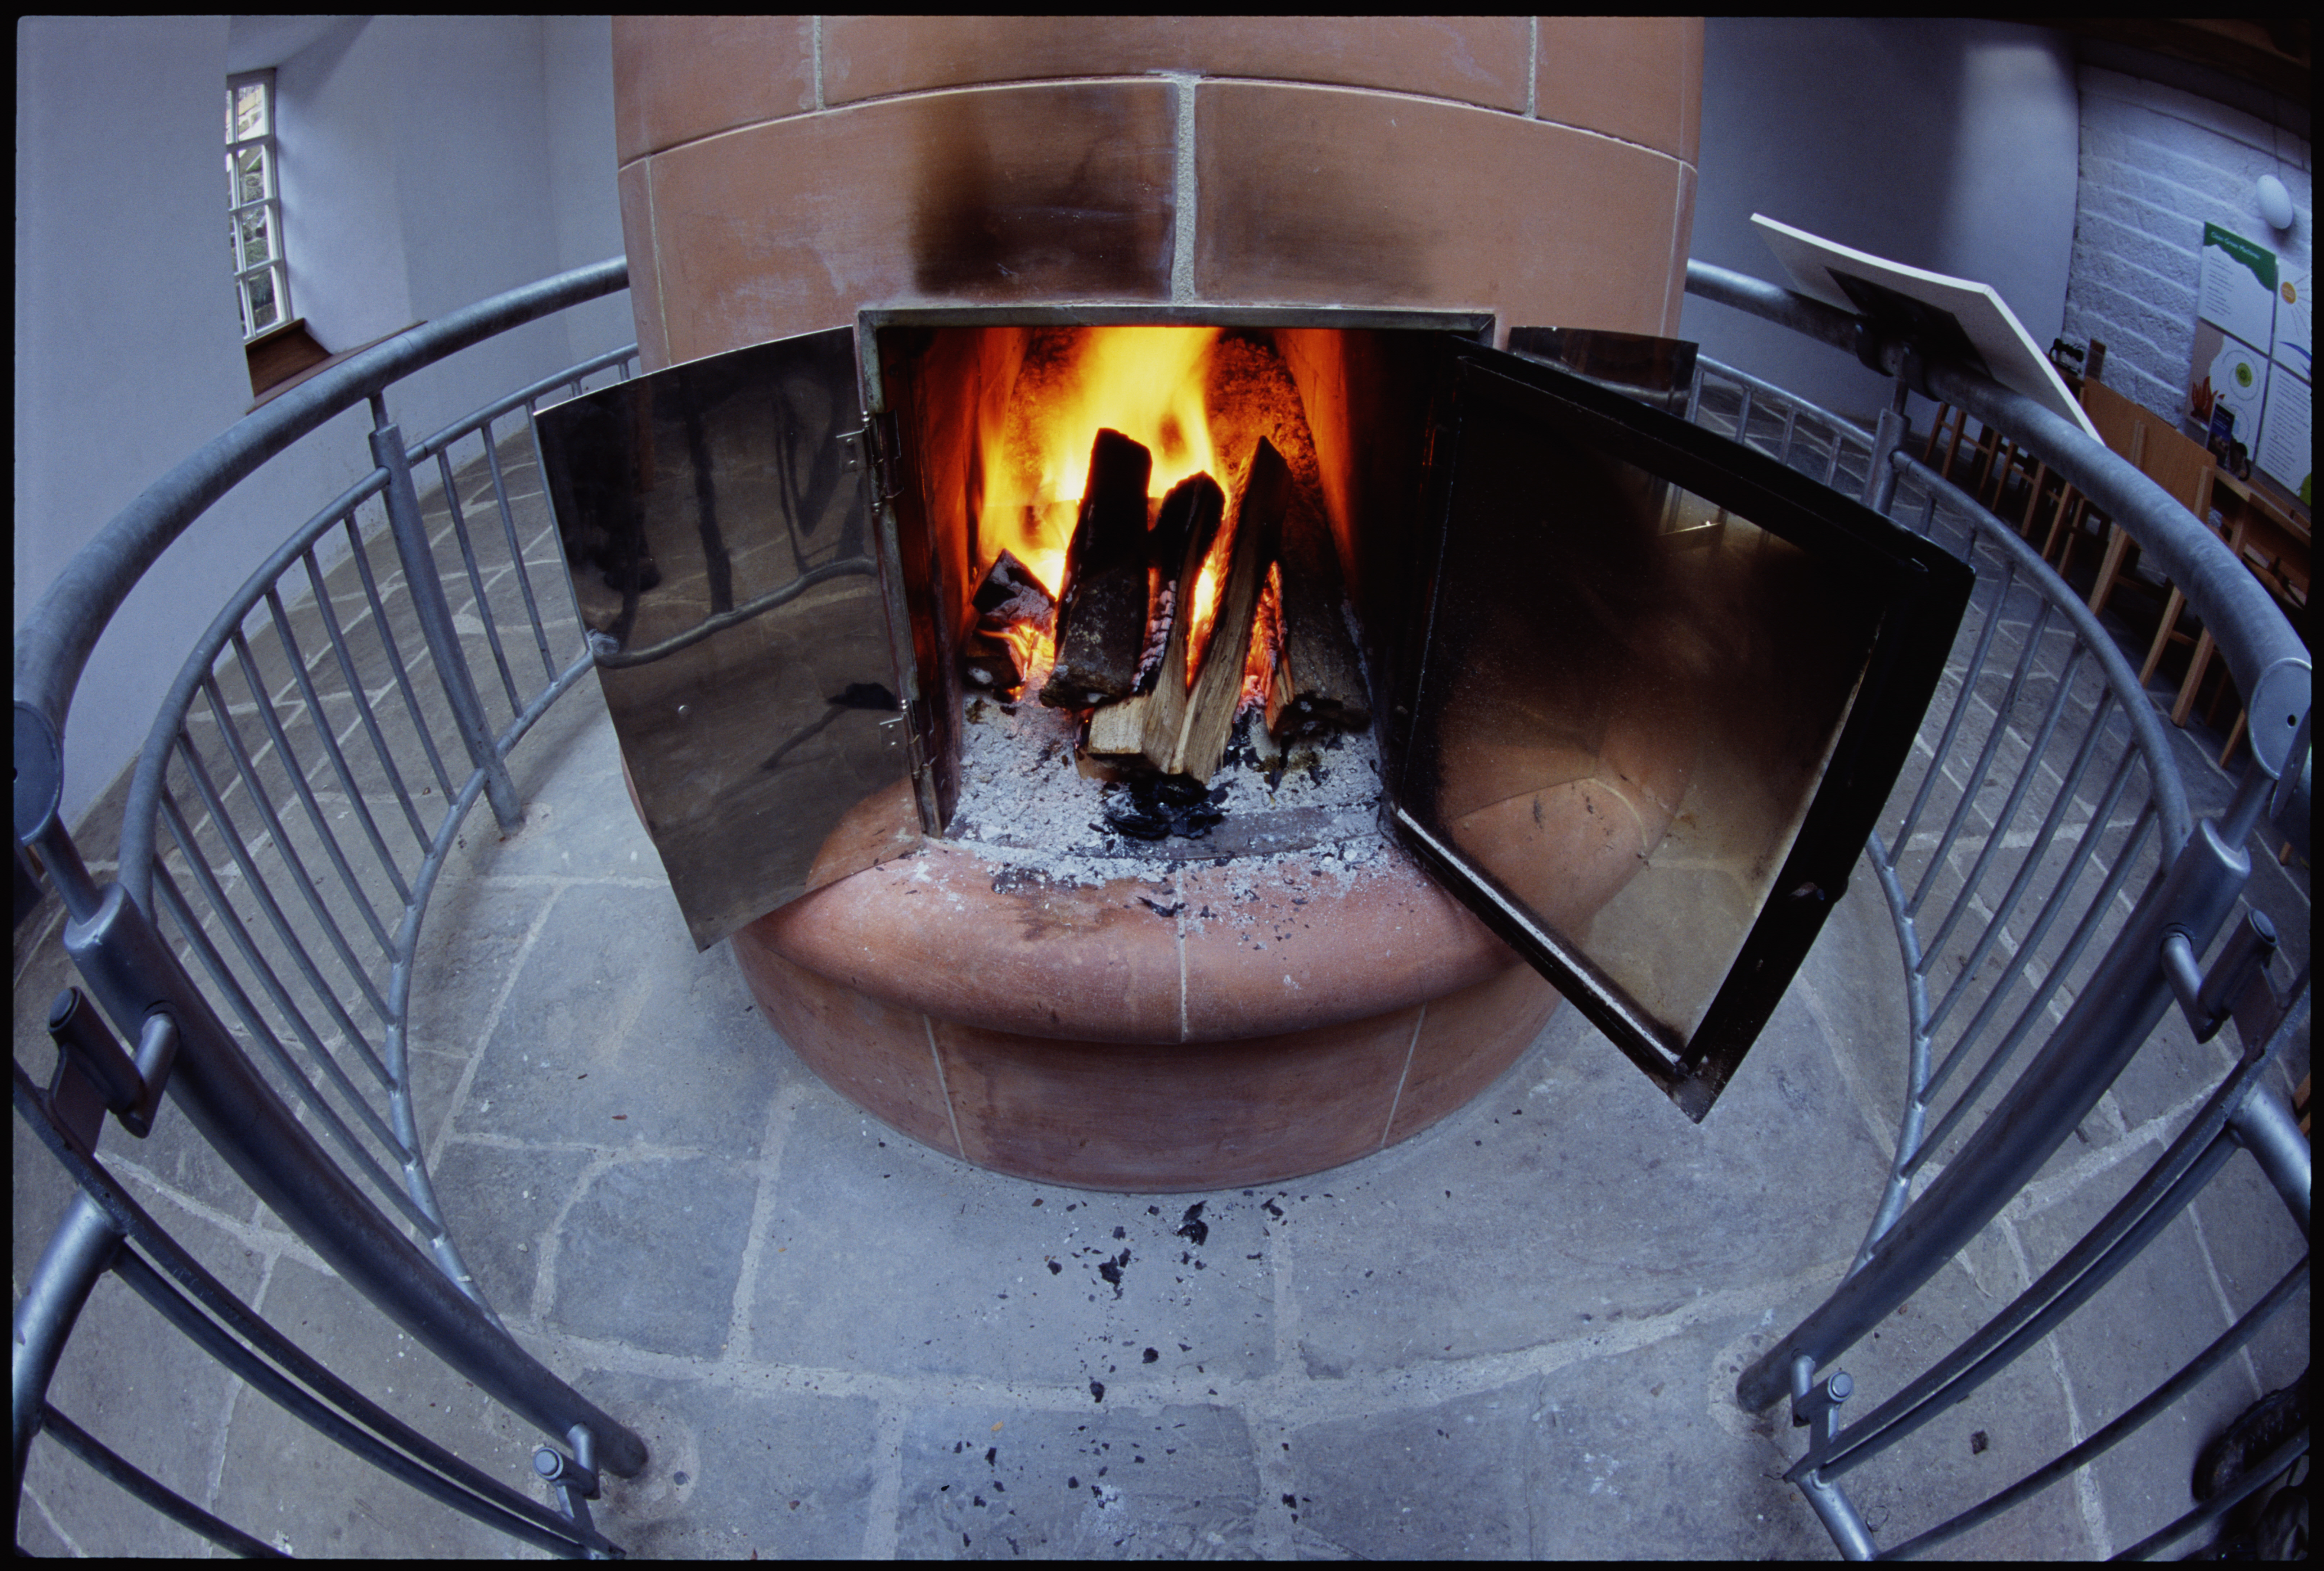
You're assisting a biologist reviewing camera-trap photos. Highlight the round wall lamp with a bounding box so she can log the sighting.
[2255,173,2295,233]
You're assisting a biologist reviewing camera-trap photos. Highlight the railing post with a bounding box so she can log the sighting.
[369,398,522,831]
[10,1192,123,1535]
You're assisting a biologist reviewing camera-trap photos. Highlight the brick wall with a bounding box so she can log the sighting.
[2063,64,2312,427]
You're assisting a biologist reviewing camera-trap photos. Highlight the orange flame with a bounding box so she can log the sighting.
[976,328,1225,642]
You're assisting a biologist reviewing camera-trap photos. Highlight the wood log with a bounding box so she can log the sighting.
[972,547,1054,633]
[1265,487,1370,740]
[960,628,1023,695]
[1085,473,1222,760]
[1039,428,1152,708]
[1159,439,1288,782]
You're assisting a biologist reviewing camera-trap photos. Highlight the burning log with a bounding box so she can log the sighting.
[961,548,1053,699]
[1039,428,1153,708]
[1085,473,1221,759]
[1088,441,1288,785]
[1265,489,1369,741]
[973,547,1054,630]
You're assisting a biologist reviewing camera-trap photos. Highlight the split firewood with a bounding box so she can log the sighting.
[1039,428,1152,708]
[1265,488,1369,740]
[1088,440,1286,784]
[1085,473,1222,760]
[1160,438,1289,782]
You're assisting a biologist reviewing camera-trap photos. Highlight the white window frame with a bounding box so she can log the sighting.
[226,69,292,340]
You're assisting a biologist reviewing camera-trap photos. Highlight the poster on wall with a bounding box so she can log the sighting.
[2257,368,2311,506]
[2273,263,2312,384]
[2189,320,2270,478]
[2186,224,2286,485]
[2197,223,2278,348]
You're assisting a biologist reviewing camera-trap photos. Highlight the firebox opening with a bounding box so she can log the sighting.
[866,309,1489,858]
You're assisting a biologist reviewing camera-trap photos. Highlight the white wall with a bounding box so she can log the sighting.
[2062,65,2312,428]
[1680,18,2082,432]
[14,16,629,833]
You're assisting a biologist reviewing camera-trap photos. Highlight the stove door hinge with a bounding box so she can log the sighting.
[848,410,903,504]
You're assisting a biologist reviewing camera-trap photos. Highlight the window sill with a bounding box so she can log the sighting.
[244,323,419,411]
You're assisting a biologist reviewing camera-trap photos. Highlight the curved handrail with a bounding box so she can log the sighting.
[1685,259,2309,778]
[12,256,631,845]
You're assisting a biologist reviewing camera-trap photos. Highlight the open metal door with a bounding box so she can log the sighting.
[1389,338,1972,1118]
[538,328,915,949]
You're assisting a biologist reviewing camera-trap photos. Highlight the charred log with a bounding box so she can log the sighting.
[1086,443,1286,785]
[973,547,1055,632]
[1085,473,1224,761]
[1040,428,1153,708]
[1265,489,1369,740]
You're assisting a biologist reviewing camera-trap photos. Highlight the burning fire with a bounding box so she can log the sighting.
[977,327,1236,684]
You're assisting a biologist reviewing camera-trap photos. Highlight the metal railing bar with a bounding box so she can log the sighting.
[153,781,420,1199]
[1922,740,2144,1105]
[334,511,461,809]
[260,580,414,910]
[1852,828,1935,1267]
[97,466,406,913]
[431,445,524,717]
[1904,802,2160,1178]
[1917,635,2088,970]
[194,671,393,1034]
[32,1405,284,1558]
[1883,1256,2309,1560]
[224,626,398,961]
[382,641,600,1317]
[475,419,560,683]
[301,537,433,853]
[1893,450,2196,856]
[408,343,638,468]
[1818,1121,2246,1483]
[14,258,628,752]
[1907,570,2049,919]
[1890,565,2012,865]
[108,1249,599,1559]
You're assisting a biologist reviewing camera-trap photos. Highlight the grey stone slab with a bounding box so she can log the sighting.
[406,876,551,1052]
[460,881,786,1156]
[548,1154,759,1358]
[578,1369,881,1559]
[211,1254,547,1558]
[1289,1378,1538,1558]
[425,1138,597,1321]
[897,1400,1260,1559]
[749,1096,1277,1386]
[1287,970,1887,1377]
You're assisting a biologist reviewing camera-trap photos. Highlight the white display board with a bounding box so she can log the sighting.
[1751,213,2098,440]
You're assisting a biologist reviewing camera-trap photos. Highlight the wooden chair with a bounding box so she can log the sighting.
[2127,421,2223,689]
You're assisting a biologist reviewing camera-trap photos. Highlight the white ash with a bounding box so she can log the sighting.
[942,642,1393,904]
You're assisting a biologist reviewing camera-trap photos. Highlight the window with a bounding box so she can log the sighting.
[225,71,289,339]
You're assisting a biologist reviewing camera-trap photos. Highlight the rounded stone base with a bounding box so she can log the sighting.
[730,782,1563,1190]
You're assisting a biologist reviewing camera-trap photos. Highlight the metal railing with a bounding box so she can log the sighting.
[12,254,2310,1558]
[1687,260,2310,1559]
[14,257,646,1556]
